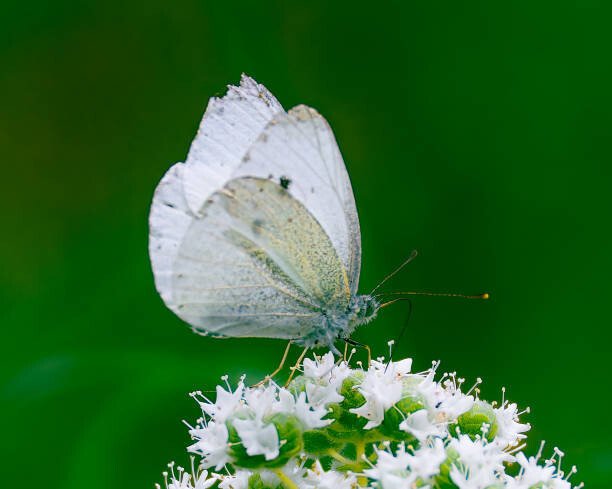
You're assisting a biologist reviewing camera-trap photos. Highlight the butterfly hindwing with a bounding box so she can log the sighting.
[170,177,350,339]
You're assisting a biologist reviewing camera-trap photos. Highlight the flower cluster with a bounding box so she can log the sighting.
[156,349,583,489]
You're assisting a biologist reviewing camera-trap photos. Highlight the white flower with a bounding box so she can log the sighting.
[218,471,249,489]
[406,438,447,481]
[417,372,474,423]
[391,358,413,376]
[192,470,219,489]
[303,352,338,379]
[493,401,530,448]
[233,417,280,460]
[305,379,344,407]
[243,384,278,421]
[448,435,512,489]
[364,444,416,489]
[504,448,578,489]
[165,472,192,489]
[196,382,244,423]
[188,421,230,470]
[302,353,351,407]
[294,391,332,429]
[158,465,218,489]
[350,359,410,429]
[274,385,331,429]
[365,439,445,489]
[305,460,357,489]
[399,409,446,441]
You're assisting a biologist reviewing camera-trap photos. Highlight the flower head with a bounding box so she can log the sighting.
[158,349,582,489]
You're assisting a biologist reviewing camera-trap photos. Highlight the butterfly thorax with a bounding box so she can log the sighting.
[296,295,380,349]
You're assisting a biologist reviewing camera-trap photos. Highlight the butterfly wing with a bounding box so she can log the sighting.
[171,177,350,340]
[149,77,360,344]
[149,75,284,310]
[182,75,284,216]
[232,105,362,296]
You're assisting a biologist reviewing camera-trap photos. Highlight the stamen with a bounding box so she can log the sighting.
[508,443,526,454]
[466,378,482,396]
[564,466,577,480]
[536,440,546,461]
[221,375,232,392]
[347,347,357,364]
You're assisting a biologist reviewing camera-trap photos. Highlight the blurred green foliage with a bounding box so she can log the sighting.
[1,1,611,487]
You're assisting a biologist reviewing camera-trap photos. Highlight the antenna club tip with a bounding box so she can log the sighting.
[481,293,490,300]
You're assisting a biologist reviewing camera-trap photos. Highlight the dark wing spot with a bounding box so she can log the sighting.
[310,187,315,193]
[164,201,176,209]
[287,217,293,223]
[280,175,292,189]
[252,218,264,234]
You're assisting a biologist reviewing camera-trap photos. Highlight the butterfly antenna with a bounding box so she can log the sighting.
[370,249,419,295]
[378,291,489,305]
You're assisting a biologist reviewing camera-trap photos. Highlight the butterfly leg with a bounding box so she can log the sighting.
[343,337,371,367]
[253,340,293,387]
[284,347,309,387]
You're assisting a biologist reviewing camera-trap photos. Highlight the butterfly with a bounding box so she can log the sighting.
[149,75,391,350]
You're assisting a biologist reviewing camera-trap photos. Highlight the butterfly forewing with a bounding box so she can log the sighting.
[232,105,362,296]
[182,75,284,216]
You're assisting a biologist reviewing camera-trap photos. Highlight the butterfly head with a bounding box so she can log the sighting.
[350,294,380,326]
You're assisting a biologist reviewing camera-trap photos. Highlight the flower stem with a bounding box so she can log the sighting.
[326,449,356,466]
[273,469,299,489]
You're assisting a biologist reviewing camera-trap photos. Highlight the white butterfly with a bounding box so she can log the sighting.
[149,75,380,349]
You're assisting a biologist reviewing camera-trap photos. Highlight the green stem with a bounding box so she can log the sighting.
[327,449,357,466]
[273,469,299,489]
[355,440,366,461]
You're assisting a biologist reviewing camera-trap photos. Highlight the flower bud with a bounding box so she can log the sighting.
[324,372,369,439]
[377,389,425,441]
[451,400,498,441]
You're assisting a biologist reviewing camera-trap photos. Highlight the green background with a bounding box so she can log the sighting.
[2,1,610,487]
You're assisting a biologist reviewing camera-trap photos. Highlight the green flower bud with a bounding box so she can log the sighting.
[377,392,425,441]
[325,372,368,440]
[228,413,303,469]
[451,400,498,441]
